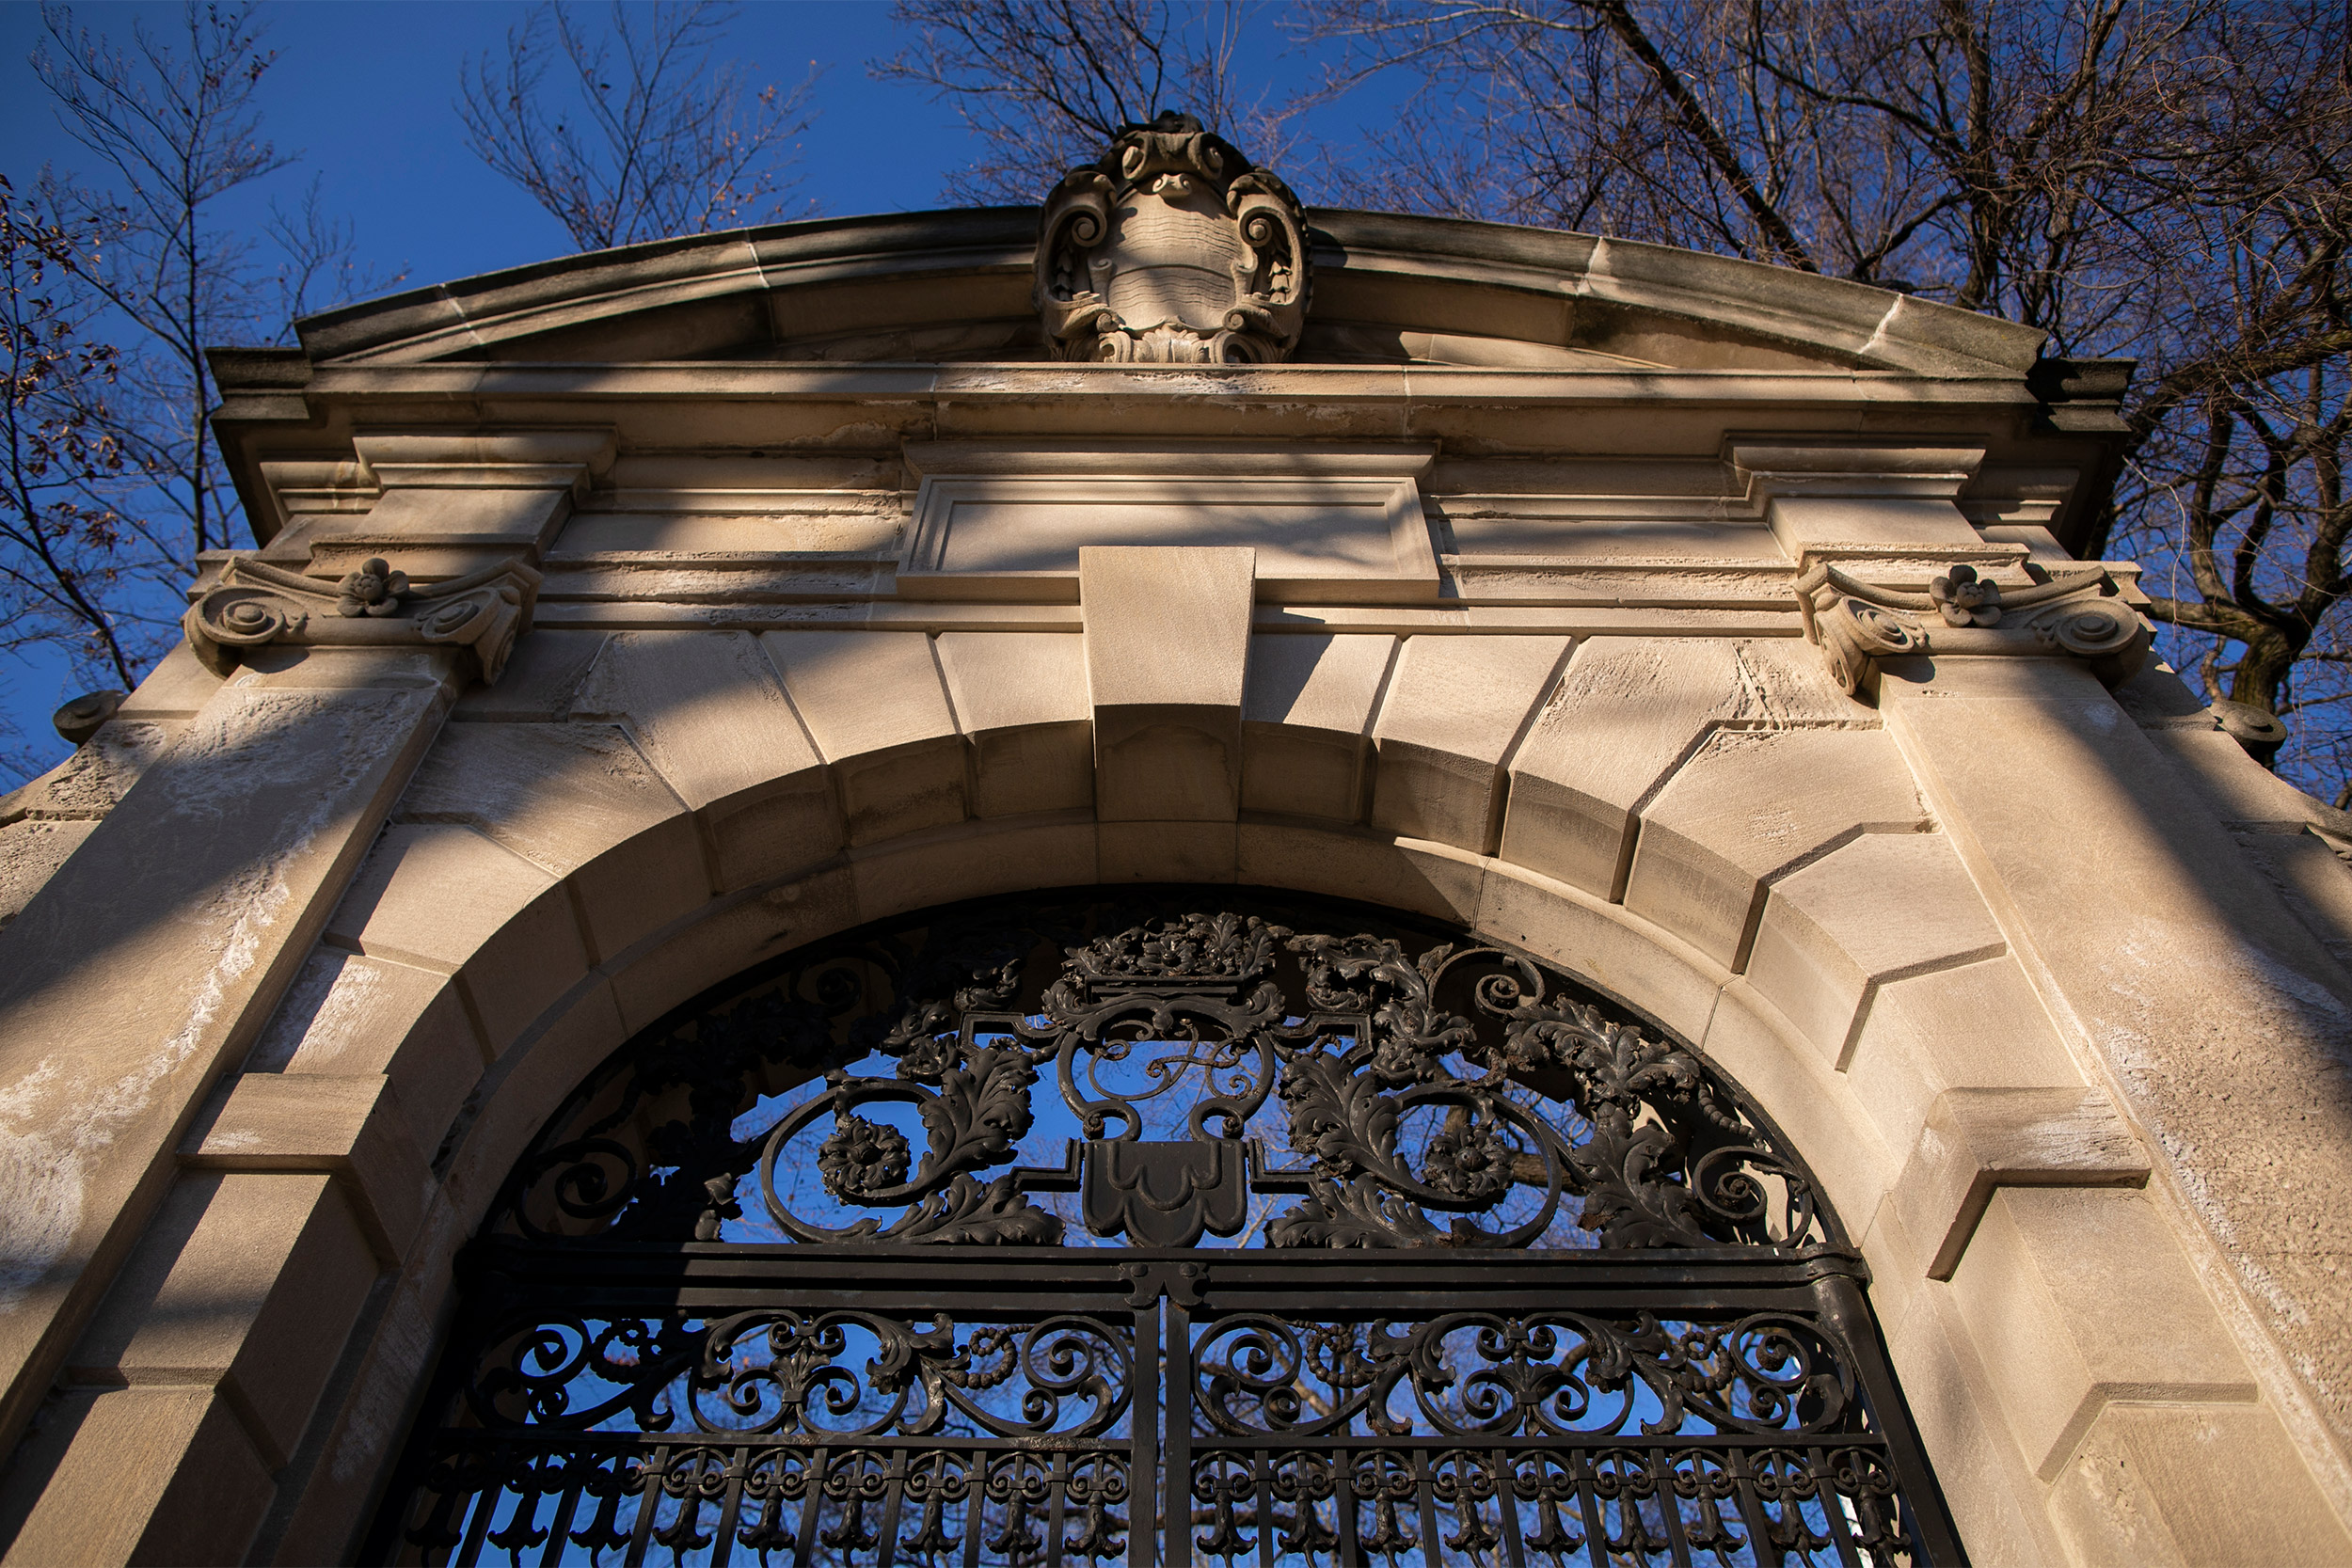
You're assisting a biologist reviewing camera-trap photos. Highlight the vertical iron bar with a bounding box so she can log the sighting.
[1496,1449,1527,1568]
[536,1466,583,1568]
[1415,1448,1440,1568]
[623,1445,666,1568]
[1047,1449,1071,1568]
[1655,1447,1692,1568]
[1254,1447,1275,1568]
[963,1450,985,1568]
[794,1447,830,1566]
[876,1446,908,1568]
[1814,1445,1866,1568]
[710,1446,746,1568]
[1726,1446,1777,1568]
[1572,1452,1608,1568]
[1165,1300,1194,1568]
[1134,1299,1161,1568]
[1812,1271,1967,1565]
[1334,1447,1359,1565]
[452,1457,499,1568]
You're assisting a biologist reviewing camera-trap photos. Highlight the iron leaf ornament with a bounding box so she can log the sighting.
[489,894,1830,1253]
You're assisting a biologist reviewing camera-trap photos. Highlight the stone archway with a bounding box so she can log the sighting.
[4,165,2349,1565]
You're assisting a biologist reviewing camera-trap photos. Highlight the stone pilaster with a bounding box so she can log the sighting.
[0,651,464,1464]
[0,432,599,1495]
[1881,653,2352,1528]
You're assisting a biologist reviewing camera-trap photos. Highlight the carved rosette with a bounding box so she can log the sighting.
[1794,559,2151,696]
[184,554,542,686]
[1036,111,1310,364]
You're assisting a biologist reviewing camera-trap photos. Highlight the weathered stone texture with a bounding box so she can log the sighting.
[1883,657,2352,1460]
[1623,727,1929,968]
[9,203,2351,1566]
[1502,636,1863,897]
[1370,634,1568,852]
[0,657,456,1460]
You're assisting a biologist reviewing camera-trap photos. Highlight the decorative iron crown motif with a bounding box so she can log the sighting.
[1035,111,1311,364]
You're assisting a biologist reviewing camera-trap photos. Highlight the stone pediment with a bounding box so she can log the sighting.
[287,206,2046,380]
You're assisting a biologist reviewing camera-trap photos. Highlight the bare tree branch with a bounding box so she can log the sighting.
[878,0,1313,202]
[458,0,821,251]
[8,4,393,784]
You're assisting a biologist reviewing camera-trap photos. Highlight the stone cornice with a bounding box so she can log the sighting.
[183,554,542,686]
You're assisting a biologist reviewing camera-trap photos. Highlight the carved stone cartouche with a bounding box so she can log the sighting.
[1036,111,1310,365]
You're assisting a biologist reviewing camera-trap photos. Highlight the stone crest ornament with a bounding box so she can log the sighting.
[183,553,542,686]
[1036,111,1310,363]
[1795,558,2151,695]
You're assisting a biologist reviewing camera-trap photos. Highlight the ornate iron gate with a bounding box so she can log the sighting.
[369,891,1962,1566]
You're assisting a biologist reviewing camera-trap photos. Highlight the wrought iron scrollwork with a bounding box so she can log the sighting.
[487,891,1830,1253]
[376,893,1958,1566]
[1189,1309,1854,1442]
[462,1307,1133,1443]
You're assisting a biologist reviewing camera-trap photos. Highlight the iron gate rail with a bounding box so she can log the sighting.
[371,1243,1957,1567]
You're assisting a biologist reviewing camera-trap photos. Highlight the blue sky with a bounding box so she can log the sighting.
[2,1,970,297]
[1,1,1372,779]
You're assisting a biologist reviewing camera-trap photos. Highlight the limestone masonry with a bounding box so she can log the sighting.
[1,119,2348,1564]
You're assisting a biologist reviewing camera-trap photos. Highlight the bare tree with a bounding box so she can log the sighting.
[8,2,391,784]
[34,1,299,561]
[459,1,821,252]
[878,0,1311,201]
[0,178,180,775]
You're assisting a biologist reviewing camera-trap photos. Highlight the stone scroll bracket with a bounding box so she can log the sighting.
[1729,438,2153,697]
[183,554,545,689]
[1794,556,2153,699]
[191,428,616,690]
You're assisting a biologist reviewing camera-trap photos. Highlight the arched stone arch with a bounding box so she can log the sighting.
[3,197,2347,1565]
[171,616,2115,1561]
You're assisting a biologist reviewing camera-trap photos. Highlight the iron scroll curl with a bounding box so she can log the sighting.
[486,891,1832,1255]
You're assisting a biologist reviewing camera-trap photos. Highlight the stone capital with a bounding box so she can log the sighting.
[183,553,543,687]
[1794,556,2151,696]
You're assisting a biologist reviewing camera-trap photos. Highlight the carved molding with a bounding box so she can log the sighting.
[183,553,542,685]
[1795,559,2151,695]
[1037,112,1310,364]
[898,441,1440,603]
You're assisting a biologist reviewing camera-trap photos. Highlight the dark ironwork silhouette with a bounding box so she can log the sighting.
[370,889,1959,1565]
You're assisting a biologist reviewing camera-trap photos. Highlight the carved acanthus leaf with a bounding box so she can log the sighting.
[1794,559,2150,695]
[1035,111,1311,365]
[184,553,542,686]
